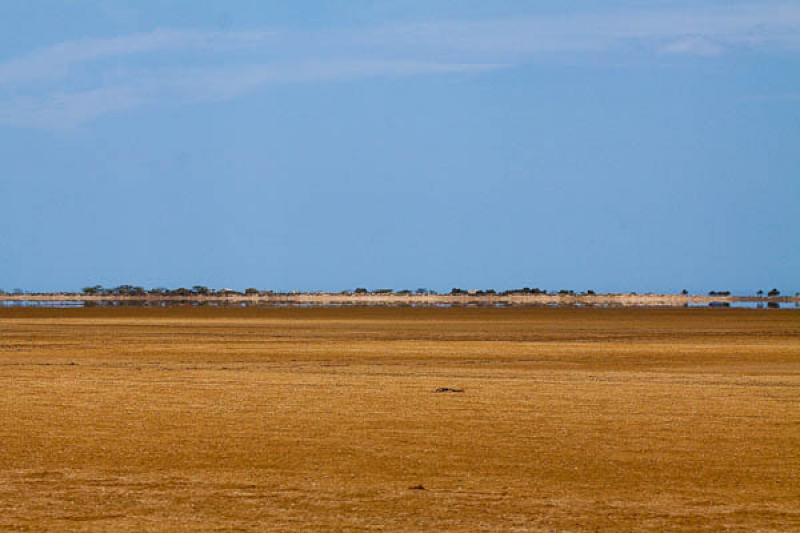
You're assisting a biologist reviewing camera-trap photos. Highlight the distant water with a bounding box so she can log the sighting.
[1,300,87,308]
[686,301,798,309]
[1,299,798,309]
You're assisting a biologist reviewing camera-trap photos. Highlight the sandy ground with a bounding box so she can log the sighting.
[1,306,799,531]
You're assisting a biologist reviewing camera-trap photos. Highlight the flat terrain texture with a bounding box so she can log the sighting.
[1,307,798,531]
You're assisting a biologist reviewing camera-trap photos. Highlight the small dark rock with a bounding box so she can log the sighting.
[408,484,426,490]
[434,387,464,393]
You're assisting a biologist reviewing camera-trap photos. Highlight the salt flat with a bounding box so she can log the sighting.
[1,307,798,531]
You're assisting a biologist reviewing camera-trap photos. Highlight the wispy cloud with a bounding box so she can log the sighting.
[660,37,724,57]
[359,2,800,56]
[0,61,500,129]
[1,2,798,129]
[0,29,278,86]
[0,86,146,129]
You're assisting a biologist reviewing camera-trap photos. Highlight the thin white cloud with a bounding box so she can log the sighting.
[0,1,798,129]
[0,86,146,129]
[358,2,800,55]
[0,29,282,88]
[660,37,724,57]
[156,60,502,100]
[0,61,501,129]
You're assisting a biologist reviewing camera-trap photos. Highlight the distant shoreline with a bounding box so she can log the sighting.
[1,293,797,307]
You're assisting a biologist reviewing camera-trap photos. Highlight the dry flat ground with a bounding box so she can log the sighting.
[1,307,799,531]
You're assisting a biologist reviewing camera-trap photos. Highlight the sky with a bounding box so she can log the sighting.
[0,0,798,294]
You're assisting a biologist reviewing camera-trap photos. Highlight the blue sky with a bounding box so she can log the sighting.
[0,1,798,294]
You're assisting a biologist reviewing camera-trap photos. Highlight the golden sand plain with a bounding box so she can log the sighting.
[1,306,798,531]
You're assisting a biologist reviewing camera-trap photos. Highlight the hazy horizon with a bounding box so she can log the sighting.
[0,284,794,298]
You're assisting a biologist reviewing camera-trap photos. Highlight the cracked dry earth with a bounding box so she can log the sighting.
[1,306,799,531]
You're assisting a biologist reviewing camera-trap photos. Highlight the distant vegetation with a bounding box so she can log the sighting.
[74,285,557,297]
[80,285,262,297]
[0,285,788,299]
[1,288,25,295]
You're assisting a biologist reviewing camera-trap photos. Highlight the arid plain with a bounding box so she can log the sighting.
[1,306,798,531]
